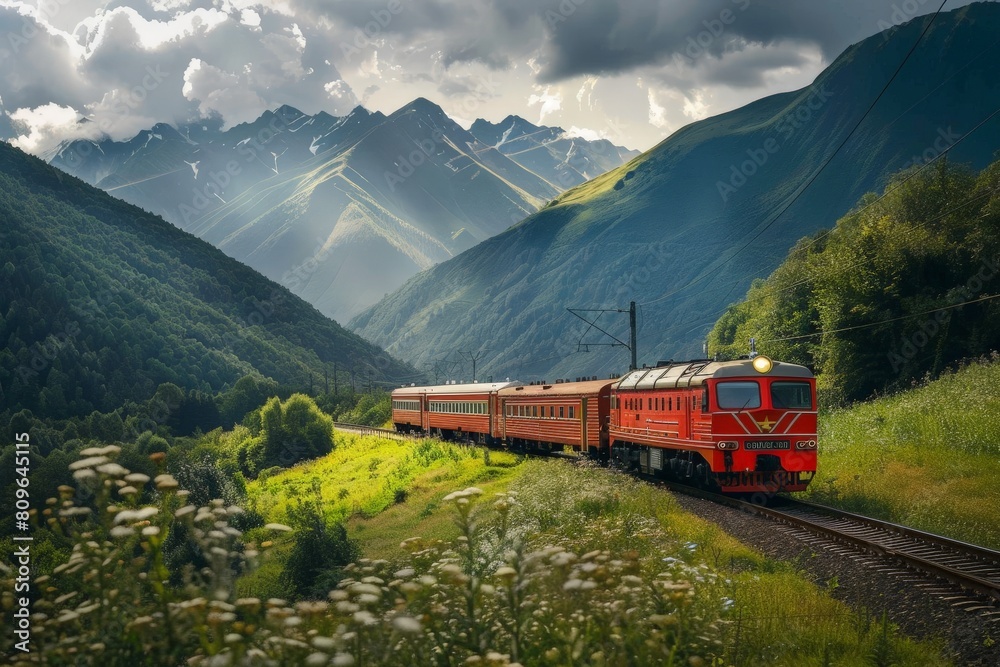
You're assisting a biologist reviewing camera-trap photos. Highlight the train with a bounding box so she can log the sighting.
[391,356,817,495]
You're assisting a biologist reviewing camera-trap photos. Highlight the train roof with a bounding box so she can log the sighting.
[499,378,615,397]
[392,381,523,395]
[616,358,813,391]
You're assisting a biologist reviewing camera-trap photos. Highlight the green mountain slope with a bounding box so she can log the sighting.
[50,100,637,324]
[0,141,416,424]
[350,4,1000,381]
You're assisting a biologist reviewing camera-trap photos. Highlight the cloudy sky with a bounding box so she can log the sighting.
[0,0,977,155]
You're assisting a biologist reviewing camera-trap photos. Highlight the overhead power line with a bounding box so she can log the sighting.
[640,0,950,309]
[761,292,1000,344]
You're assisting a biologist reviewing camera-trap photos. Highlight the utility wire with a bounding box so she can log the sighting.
[761,293,1000,344]
[779,100,1000,264]
[769,180,1000,297]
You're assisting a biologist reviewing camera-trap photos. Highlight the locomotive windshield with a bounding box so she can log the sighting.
[770,381,813,409]
[716,381,761,409]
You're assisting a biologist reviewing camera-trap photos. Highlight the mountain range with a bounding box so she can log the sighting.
[50,101,637,323]
[349,3,1000,382]
[0,140,415,424]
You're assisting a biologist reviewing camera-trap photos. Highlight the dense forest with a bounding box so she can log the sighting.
[709,158,1000,404]
[0,141,418,432]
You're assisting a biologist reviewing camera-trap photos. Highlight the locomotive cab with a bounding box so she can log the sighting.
[706,367,817,493]
[609,358,817,495]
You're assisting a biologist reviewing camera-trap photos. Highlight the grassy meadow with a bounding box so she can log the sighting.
[0,413,964,667]
[235,431,949,666]
[2,425,954,665]
[810,357,1000,549]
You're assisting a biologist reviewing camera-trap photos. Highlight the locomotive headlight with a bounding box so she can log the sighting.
[796,440,818,450]
[717,441,738,450]
[752,355,773,373]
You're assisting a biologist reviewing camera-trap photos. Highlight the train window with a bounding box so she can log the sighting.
[668,397,672,411]
[701,387,710,412]
[716,381,761,410]
[771,382,813,409]
[559,406,565,418]
[533,406,538,417]
[569,406,574,419]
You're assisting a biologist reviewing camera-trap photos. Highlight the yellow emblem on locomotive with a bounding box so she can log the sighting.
[755,416,776,432]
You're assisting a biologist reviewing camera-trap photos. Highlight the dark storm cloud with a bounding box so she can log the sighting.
[293,0,969,82]
[533,0,956,82]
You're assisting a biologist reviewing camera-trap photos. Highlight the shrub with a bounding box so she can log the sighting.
[282,481,359,599]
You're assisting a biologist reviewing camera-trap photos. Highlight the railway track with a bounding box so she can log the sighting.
[334,422,413,441]
[336,423,1000,613]
[670,482,1000,613]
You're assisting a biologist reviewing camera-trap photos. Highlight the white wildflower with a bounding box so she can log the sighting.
[392,615,422,634]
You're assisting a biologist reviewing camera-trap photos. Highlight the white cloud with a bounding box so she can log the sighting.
[647,88,669,130]
[527,85,562,125]
[240,8,261,29]
[576,77,598,111]
[563,125,603,141]
[681,90,709,121]
[8,103,81,154]
[0,1,357,154]
[182,57,266,125]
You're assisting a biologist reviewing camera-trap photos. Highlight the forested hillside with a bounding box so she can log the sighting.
[0,141,416,428]
[710,159,1000,404]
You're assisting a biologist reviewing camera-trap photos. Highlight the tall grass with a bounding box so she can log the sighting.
[1,439,952,665]
[811,356,1000,548]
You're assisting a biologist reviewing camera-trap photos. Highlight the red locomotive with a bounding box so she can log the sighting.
[391,355,816,495]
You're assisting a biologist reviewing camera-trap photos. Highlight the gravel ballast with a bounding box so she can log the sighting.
[671,493,1000,667]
